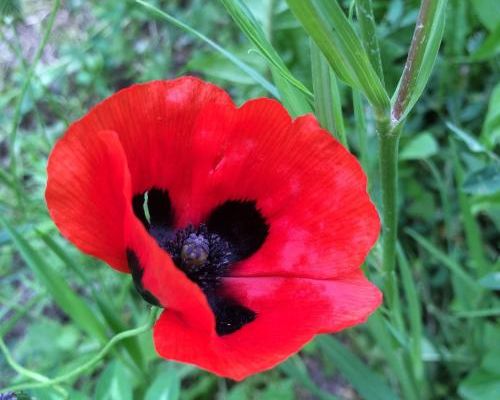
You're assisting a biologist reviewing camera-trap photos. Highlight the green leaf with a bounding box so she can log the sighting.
[397,244,424,384]
[0,0,21,18]
[271,69,313,116]
[405,228,479,292]
[459,369,500,400]
[186,52,264,85]
[220,0,312,98]
[285,0,389,109]
[144,364,180,400]
[399,132,439,160]
[310,41,347,145]
[94,361,135,400]
[0,215,108,343]
[135,0,278,98]
[220,0,312,115]
[37,232,146,369]
[481,82,500,149]
[471,0,500,31]
[462,163,500,195]
[280,356,339,400]
[470,24,500,61]
[316,336,399,400]
[260,379,295,400]
[446,122,491,154]
[391,0,447,123]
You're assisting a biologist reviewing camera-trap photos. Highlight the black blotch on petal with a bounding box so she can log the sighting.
[126,249,161,307]
[147,188,174,228]
[209,295,257,336]
[206,200,269,262]
[128,195,265,336]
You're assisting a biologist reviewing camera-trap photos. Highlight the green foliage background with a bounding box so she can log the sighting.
[0,0,499,399]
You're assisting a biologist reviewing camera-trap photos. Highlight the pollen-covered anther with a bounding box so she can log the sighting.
[181,233,210,268]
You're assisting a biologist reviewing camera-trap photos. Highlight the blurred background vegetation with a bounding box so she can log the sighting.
[0,0,499,399]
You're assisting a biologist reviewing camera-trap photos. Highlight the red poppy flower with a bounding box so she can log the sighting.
[46,77,381,380]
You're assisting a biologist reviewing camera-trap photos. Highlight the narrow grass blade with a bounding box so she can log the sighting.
[0,215,108,343]
[317,335,399,400]
[280,356,339,400]
[135,0,279,98]
[220,0,312,115]
[310,41,347,146]
[220,0,312,98]
[352,89,369,171]
[405,228,479,291]
[368,312,419,400]
[270,69,312,116]
[0,294,43,337]
[391,0,447,123]
[450,140,490,274]
[397,244,424,386]
[38,232,146,368]
[286,0,389,110]
[8,0,60,166]
[455,308,500,318]
[355,0,384,84]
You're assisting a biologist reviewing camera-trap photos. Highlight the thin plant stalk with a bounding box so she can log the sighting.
[8,0,61,212]
[1,308,159,393]
[379,0,445,304]
[375,113,401,308]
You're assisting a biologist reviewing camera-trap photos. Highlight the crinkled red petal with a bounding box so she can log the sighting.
[177,98,380,279]
[46,129,132,271]
[46,77,233,270]
[153,270,382,380]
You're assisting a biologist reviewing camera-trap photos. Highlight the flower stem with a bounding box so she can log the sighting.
[376,112,401,308]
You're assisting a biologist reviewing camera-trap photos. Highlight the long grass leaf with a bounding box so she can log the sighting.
[391,0,447,123]
[397,244,424,386]
[280,356,339,400]
[317,335,399,400]
[38,232,146,368]
[220,0,312,98]
[405,228,479,291]
[135,0,279,98]
[286,0,389,109]
[0,215,108,343]
[310,41,347,146]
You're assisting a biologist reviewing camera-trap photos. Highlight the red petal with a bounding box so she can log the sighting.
[46,130,131,272]
[153,270,381,380]
[67,77,233,199]
[177,98,380,279]
[46,77,234,269]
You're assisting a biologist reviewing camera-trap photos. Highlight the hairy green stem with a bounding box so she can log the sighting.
[376,112,401,308]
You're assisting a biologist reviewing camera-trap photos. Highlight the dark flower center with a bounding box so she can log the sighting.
[128,188,269,335]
